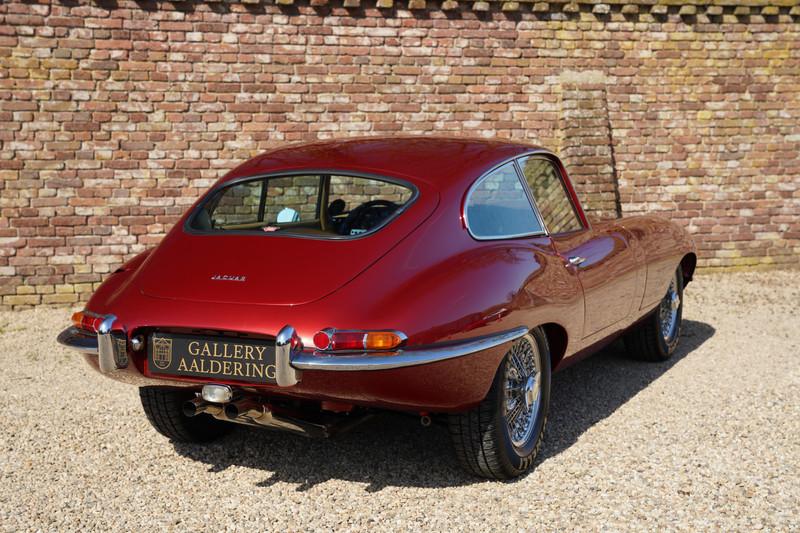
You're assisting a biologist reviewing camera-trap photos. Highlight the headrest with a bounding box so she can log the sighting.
[328,199,346,217]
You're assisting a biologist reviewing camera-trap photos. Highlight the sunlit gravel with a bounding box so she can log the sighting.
[1,270,798,531]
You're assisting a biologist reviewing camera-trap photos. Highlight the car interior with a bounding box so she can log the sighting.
[191,174,414,238]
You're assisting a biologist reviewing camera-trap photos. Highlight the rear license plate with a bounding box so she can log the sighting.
[148,333,277,384]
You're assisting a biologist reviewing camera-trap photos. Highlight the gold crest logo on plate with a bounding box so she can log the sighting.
[152,336,173,370]
[113,336,128,368]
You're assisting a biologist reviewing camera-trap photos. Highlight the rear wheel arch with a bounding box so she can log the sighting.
[681,253,697,285]
[539,322,568,370]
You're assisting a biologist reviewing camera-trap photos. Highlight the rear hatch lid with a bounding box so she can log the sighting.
[137,185,438,306]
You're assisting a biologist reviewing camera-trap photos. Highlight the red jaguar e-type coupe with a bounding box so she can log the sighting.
[58,137,695,479]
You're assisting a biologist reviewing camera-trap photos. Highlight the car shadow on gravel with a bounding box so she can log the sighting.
[172,319,714,490]
[540,319,715,464]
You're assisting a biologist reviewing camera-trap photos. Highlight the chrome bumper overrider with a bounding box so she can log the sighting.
[57,318,527,387]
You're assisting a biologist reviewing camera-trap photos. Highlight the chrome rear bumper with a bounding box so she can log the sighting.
[290,327,527,371]
[56,327,98,354]
[57,319,527,386]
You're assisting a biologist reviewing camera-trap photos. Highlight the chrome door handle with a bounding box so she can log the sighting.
[567,256,586,267]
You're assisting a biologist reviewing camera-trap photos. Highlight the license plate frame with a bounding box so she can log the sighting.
[147,332,277,384]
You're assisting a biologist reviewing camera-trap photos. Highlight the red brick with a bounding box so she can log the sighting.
[0,0,797,310]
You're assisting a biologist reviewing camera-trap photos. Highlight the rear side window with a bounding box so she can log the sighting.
[330,176,412,206]
[329,176,413,235]
[517,157,583,234]
[190,173,415,239]
[465,162,544,239]
[209,176,320,228]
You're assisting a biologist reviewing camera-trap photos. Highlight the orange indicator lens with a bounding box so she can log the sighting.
[365,332,403,350]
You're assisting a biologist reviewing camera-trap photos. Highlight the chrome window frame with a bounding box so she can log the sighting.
[463,152,548,241]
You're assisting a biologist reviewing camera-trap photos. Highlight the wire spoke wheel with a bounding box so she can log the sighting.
[448,329,551,479]
[503,336,542,448]
[623,266,685,362]
[658,272,681,344]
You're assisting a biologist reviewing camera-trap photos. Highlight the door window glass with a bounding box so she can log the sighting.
[517,157,583,234]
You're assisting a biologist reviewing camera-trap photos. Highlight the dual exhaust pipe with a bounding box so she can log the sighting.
[182,397,259,420]
[183,396,311,435]
[183,383,370,438]
[182,384,240,419]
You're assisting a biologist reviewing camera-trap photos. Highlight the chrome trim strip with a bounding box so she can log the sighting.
[275,324,301,387]
[290,326,528,371]
[514,154,587,235]
[512,158,549,234]
[57,326,99,355]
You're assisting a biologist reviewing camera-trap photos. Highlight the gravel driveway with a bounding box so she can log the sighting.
[1,271,798,531]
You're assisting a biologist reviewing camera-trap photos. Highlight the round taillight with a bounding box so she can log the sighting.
[313,330,332,350]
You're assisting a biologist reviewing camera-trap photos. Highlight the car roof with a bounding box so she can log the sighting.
[223,136,550,190]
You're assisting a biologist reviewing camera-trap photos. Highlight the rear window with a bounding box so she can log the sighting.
[189,174,415,238]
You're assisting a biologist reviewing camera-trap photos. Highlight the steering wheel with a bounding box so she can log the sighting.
[340,199,399,235]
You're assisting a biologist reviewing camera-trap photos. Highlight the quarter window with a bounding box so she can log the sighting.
[209,176,320,228]
[330,176,412,215]
[517,157,583,234]
[465,162,544,239]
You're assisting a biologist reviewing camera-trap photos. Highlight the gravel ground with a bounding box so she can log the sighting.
[1,270,798,532]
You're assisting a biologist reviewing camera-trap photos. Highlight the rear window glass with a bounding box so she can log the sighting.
[190,174,415,238]
[465,162,543,239]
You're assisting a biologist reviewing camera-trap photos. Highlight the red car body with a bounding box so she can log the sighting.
[59,137,696,414]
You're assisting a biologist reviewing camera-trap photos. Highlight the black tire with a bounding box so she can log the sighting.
[448,328,551,480]
[624,267,684,362]
[139,387,233,443]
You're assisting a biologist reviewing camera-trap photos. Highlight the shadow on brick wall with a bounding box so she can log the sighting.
[41,0,799,24]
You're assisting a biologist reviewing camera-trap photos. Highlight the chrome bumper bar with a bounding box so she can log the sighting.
[56,326,98,354]
[291,327,527,371]
[57,318,527,386]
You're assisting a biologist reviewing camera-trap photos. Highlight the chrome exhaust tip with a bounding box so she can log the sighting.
[224,398,263,420]
[183,397,222,417]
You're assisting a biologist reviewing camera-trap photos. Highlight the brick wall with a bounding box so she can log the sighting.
[1,0,799,309]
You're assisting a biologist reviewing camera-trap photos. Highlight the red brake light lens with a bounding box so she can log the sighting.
[313,330,332,350]
[313,329,406,352]
[331,331,370,351]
